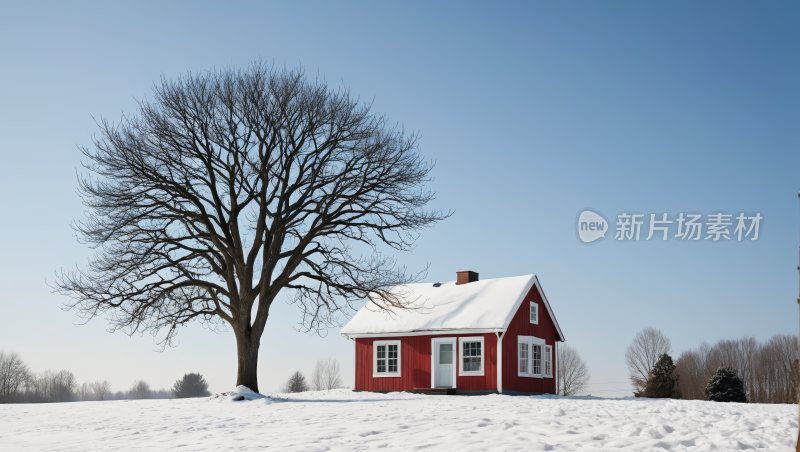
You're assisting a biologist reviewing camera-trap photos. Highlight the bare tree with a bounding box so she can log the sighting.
[149,388,173,399]
[557,344,590,396]
[675,348,706,400]
[766,334,799,403]
[22,372,45,403]
[625,327,672,394]
[310,362,324,392]
[56,370,77,402]
[130,380,150,399]
[325,359,343,390]
[91,380,112,401]
[792,359,799,404]
[311,358,343,391]
[0,350,30,403]
[676,334,799,403]
[281,371,308,393]
[28,370,77,403]
[53,62,450,393]
[77,381,91,401]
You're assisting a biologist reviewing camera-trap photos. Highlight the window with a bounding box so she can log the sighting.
[463,343,480,370]
[518,335,545,378]
[459,337,484,376]
[373,340,401,377]
[530,302,539,324]
[532,344,542,375]
[518,341,529,376]
[544,345,552,378]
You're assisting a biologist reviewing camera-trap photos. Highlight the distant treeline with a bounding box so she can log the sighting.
[0,351,204,403]
[676,334,798,404]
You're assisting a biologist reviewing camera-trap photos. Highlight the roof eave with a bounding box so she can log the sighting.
[341,327,508,339]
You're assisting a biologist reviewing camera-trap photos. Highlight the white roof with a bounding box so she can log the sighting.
[340,274,564,340]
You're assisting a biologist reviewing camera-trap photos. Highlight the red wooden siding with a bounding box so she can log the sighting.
[457,333,497,390]
[501,284,559,394]
[355,333,497,391]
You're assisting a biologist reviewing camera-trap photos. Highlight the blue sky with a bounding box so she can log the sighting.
[0,1,797,396]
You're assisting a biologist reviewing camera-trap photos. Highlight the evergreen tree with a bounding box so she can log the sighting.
[172,373,211,398]
[282,371,309,393]
[643,353,680,398]
[705,367,747,403]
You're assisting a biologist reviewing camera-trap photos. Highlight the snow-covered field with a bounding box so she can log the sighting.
[0,388,796,451]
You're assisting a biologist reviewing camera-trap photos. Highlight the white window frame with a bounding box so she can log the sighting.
[373,340,401,377]
[544,345,553,378]
[532,343,542,375]
[517,335,545,378]
[517,337,530,377]
[458,336,485,376]
[530,301,539,324]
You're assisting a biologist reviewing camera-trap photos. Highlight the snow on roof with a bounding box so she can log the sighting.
[340,274,564,339]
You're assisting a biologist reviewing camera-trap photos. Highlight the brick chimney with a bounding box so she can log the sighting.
[456,270,479,285]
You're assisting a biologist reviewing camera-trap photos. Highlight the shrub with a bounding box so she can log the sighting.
[705,367,746,403]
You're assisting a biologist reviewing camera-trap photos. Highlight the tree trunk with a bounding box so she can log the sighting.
[235,328,261,393]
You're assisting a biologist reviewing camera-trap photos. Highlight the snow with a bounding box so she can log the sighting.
[1,389,796,451]
[209,385,272,403]
[341,274,539,336]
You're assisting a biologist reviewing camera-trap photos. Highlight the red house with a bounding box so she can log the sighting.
[341,271,565,395]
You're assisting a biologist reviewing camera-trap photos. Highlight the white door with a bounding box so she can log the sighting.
[434,341,455,388]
